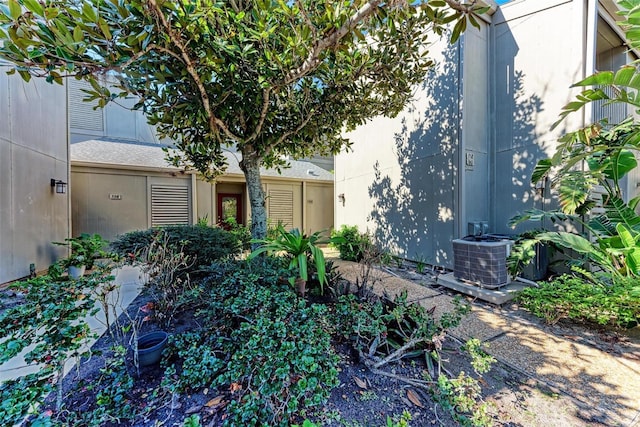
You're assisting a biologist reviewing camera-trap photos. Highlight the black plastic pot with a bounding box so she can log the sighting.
[137,331,168,366]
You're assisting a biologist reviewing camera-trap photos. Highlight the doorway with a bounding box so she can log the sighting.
[217,193,243,227]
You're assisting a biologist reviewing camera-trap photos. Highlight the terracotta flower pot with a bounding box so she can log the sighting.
[137,331,168,366]
[295,277,307,297]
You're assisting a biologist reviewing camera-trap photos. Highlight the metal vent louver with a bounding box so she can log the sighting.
[151,185,189,227]
[268,189,294,228]
[68,79,104,132]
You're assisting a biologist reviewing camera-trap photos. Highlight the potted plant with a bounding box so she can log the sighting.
[248,225,332,297]
[53,233,109,278]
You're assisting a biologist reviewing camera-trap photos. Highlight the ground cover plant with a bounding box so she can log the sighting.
[0,228,505,426]
[518,274,640,328]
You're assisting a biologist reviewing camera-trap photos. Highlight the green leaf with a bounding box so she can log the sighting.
[450,16,466,44]
[587,150,637,180]
[22,0,44,16]
[531,159,552,184]
[8,0,21,19]
[616,223,636,248]
[73,25,84,43]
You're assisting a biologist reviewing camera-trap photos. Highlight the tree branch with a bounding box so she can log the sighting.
[284,0,472,85]
[266,107,316,157]
[246,87,272,143]
[295,0,318,37]
[284,0,384,85]
[145,0,241,143]
[443,0,479,14]
[372,336,424,369]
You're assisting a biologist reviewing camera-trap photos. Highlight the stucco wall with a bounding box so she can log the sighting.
[0,70,69,283]
[336,33,465,266]
[491,0,586,234]
[71,169,150,240]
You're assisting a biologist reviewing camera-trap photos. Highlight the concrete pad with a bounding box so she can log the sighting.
[437,272,528,304]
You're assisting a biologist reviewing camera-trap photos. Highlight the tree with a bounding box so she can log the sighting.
[0,0,485,239]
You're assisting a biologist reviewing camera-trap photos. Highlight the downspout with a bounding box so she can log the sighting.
[456,37,464,239]
[66,80,72,239]
[584,0,598,127]
[489,15,496,234]
[191,173,197,224]
[582,0,598,234]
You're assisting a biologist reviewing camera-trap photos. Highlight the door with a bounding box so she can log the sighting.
[217,193,243,227]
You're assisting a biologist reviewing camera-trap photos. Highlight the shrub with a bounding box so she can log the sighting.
[111,225,241,270]
[330,225,368,261]
[221,217,252,251]
[517,274,640,328]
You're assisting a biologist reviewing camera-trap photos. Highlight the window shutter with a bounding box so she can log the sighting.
[268,189,294,228]
[151,185,190,226]
[68,79,104,132]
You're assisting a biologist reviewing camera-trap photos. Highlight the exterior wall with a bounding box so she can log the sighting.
[71,165,333,241]
[71,169,149,239]
[0,69,69,283]
[68,80,165,145]
[305,183,334,236]
[491,0,586,234]
[71,167,190,241]
[336,34,464,266]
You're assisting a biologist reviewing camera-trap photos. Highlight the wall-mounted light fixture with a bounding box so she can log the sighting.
[338,193,345,206]
[51,179,67,194]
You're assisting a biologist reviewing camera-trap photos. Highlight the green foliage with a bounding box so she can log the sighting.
[335,292,470,365]
[89,347,135,425]
[386,411,412,427]
[0,270,114,425]
[219,301,339,426]
[0,371,54,426]
[222,216,252,251]
[182,414,201,427]
[53,233,109,268]
[307,259,345,297]
[463,339,496,375]
[248,225,331,293]
[330,225,369,261]
[111,225,241,270]
[165,259,339,426]
[434,373,493,427]
[518,274,640,328]
[163,332,224,392]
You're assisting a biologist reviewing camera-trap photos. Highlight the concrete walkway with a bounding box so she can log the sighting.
[332,259,640,427]
[0,265,144,382]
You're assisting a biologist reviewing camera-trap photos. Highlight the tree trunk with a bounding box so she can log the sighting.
[239,151,268,240]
